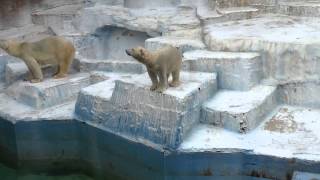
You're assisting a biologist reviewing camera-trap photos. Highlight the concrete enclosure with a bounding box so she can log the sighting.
[1,0,320,179]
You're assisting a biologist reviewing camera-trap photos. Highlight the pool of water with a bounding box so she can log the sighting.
[0,163,93,180]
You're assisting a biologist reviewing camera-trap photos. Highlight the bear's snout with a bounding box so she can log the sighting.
[125,49,132,56]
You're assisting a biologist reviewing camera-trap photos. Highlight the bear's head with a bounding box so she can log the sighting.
[0,40,9,52]
[0,39,20,57]
[125,46,149,64]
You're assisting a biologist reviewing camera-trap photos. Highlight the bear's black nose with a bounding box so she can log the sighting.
[125,49,131,56]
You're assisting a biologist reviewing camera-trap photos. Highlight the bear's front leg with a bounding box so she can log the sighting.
[156,70,168,93]
[147,68,158,91]
[23,55,43,83]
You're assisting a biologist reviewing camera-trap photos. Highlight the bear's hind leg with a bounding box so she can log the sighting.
[54,62,68,79]
[54,48,74,79]
[156,69,168,93]
[169,70,180,87]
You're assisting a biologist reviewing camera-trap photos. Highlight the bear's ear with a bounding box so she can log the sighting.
[140,49,145,57]
[0,40,5,49]
[0,40,8,50]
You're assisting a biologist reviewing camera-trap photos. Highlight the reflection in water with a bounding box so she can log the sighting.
[0,162,93,180]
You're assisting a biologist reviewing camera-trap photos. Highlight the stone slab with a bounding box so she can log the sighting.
[6,73,91,109]
[75,72,137,123]
[202,85,277,133]
[74,58,146,74]
[278,80,320,109]
[0,24,55,42]
[5,62,28,85]
[183,50,262,90]
[76,71,217,149]
[292,171,320,180]
[279,1,320,17]
[0,93,75,123]
[182,106,320,162]
[204,14,320,82]
[75,5,174,36]
[32,4,82,35]
[4,62,68,85]
[145,37,205,53]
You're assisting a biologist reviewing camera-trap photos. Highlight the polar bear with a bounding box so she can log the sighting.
[0,36,75,83]
[126,46,182,93]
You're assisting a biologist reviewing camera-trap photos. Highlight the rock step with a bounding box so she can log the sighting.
[75,71,217,149]
[4,61,79,85]
[279,1,320,17]
[6,73,91,109]
[0,24,55,42]
[292,171,320,180]
[75,72,138,124]
[197,6,259,25]
[204,14,320,82]
[5,62,29,85]
[160,6,202,39]
[74,58,146,74]
[202,85,277,133]
[183,50,262,91]
[145,37,205,53]
[0,55,13,82]
[31,4,82,35]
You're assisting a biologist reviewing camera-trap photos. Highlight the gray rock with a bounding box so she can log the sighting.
[202,85,277,133]
[6,73,91,109]
[145,37,206,53]
[76,72,217,148]
[183,50,262,90]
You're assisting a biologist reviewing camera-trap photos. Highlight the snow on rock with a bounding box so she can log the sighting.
[75,71,217,149]
[204,14,320,82]
[183,50,262,90]
[181,106,320,162]
[202,85,277,133]
[6,73,91,109]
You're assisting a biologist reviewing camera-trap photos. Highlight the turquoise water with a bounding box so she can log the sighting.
[0,163,93,180]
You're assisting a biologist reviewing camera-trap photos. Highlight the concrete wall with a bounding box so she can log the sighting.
[1,119,320,179]
[0,0,85,30]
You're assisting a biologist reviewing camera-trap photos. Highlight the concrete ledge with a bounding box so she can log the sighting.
[75,73,136,123]
[292,171,320,180]
[31,4,82,35]
[202,85,277,133]
[145,37,205,53]
[75,58,146,74]
[279,1,320,17]
[0,24,55,42]
[5,62,28,85]
[278,80,320,109]
[183,50,262,90]
[76,72,217,148]
[6,73,90,109]
[204,14,320,82]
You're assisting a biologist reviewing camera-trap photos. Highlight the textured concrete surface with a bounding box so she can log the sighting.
[292,171,320,180]
[204,14,320,82]
[145,37,205,53]
[202,85,277,133]
[76,72,217,149]
[1,0,320,179]
[183,50,262,90]
[6,73,90,109]
[182,106,320,163]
